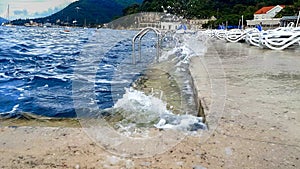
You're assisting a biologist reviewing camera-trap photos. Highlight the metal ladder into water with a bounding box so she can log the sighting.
[132,27,161,64]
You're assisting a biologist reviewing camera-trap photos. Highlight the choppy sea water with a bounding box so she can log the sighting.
[0,26,206,133]
[0,27,84,117]
[0,27,157,118]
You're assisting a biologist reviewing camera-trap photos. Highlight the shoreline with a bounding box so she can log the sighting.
[1,36,299,169]
[1,50,203,128]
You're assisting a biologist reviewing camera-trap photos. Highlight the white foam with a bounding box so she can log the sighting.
[114,88,169,124]
[155,113,207,131]
[0,73,10,78]
[111,33,209,135]
[95,79,129,84]
[7,104,19,114]
[160,37,199,63]
[160,47,178,61]
[113,88,207,134]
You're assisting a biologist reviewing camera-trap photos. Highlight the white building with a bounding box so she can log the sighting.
[134,13,184,31]
[247,5,285,27]
[160,13,181,31]
[135,12,161,28]
[254,5,285,20]
[189,16,217,30]
[109,12,180,30]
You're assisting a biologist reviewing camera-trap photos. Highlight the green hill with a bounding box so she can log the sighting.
[12,0,142,27]
[125,0,299,27]
[10,0,300,27]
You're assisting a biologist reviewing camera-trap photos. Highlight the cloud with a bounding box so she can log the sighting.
[13,9,28,16]
[1,0,78,19]
[33,6,61,18]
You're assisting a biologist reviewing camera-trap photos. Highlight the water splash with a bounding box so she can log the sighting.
[113,88,206,135]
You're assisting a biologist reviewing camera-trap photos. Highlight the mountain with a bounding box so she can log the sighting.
[0,17,8,25]
[12,0,143,26]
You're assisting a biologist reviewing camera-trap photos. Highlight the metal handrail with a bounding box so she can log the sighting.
[132,27,161,64]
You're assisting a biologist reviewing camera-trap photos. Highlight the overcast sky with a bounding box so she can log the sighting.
[0,0,77,20]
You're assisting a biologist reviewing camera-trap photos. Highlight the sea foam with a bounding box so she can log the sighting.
[114,88,206,134]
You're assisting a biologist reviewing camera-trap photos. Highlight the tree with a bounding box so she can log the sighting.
[124,0,298,28]
[123,4,140,15]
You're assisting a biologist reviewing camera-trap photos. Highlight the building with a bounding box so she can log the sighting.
[135,12,162,29]
[107,12,215,31]
[135,12,184,31]
[247,5,285,27]
[280,16,300,27]
[189,16,217,30]
[133,12,185,31]
[106,12,162,30]
[160,13,181,30]
[254,5,285,20]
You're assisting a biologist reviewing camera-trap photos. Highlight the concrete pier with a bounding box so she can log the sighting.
[0,38,299,169]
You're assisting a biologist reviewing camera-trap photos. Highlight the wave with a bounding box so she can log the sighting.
[0,27,207,133]
[113,88,206,134]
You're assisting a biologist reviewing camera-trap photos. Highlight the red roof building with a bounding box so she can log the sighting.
[253,5,285,20]
[247,5,285,27]
[254,5,285,14]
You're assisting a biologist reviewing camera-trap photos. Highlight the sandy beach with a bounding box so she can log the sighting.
[1,38,299,168]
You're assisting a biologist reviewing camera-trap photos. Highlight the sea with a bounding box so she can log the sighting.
[0,26,206,133]
[0,26,154,116]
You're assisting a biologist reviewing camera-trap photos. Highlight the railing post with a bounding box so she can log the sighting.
[132,27,161,65]
[138,39,142,62]
[156,33,160,62]
[296,11,300,28]
[132,39,136,64]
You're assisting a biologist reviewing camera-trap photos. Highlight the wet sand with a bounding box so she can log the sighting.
[1,39,299,168]
[188,40,300,168]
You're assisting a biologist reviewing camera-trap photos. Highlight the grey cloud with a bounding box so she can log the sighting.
[14,9,28,16]
[34,7,61,18]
